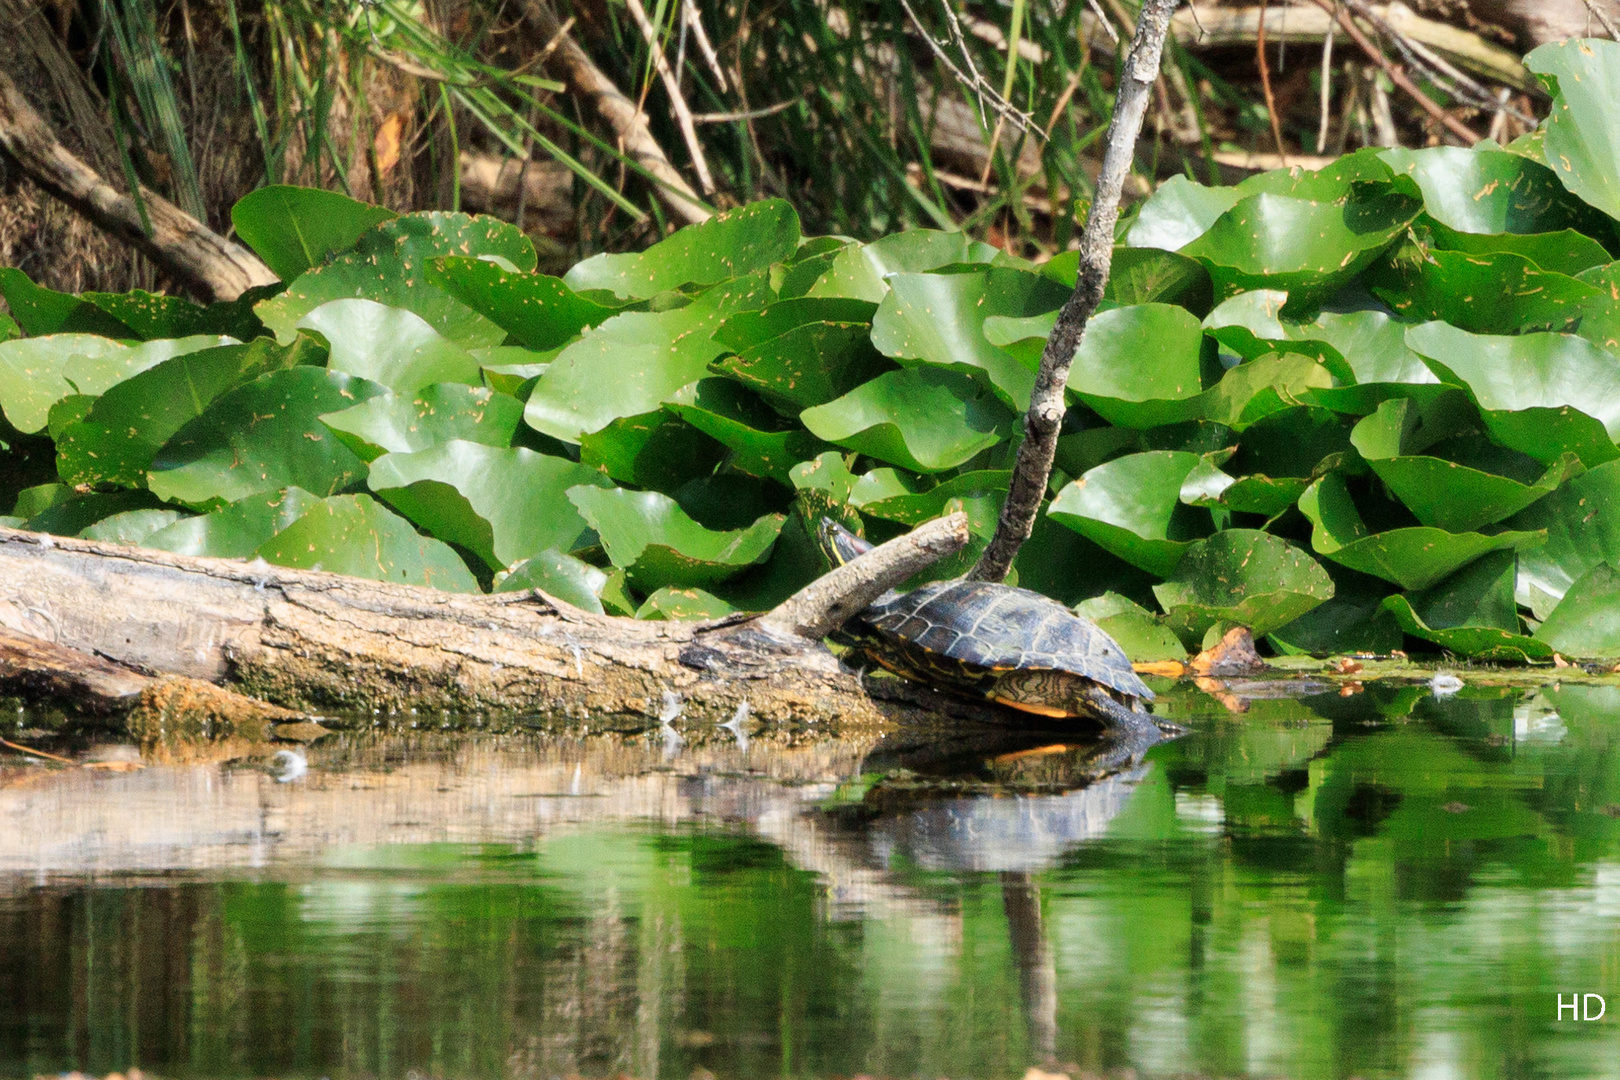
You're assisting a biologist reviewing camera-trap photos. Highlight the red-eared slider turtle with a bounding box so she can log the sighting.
[817,519,1159,742]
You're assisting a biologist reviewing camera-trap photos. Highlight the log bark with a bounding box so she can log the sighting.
[0,526,1008,733]
[0,68,277,303]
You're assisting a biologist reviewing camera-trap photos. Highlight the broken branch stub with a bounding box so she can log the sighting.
[757,512,971,641]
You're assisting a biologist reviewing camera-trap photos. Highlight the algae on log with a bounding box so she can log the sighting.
[0,525,997,732]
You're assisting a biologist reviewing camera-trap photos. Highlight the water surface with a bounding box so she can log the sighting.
[3,679,1619,1079]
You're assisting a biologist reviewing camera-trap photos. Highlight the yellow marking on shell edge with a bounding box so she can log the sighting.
[990,695,1074,719]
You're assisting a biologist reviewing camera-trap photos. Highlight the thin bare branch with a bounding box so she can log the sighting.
[969,0,1180,583]
[1583,0,1620,38]
[624,0,717,195]
[1317,18,1336,153]
[682,0,729,91]
[1256,0,1288,163]
[897,0,1047,139]
[693,99,800,123]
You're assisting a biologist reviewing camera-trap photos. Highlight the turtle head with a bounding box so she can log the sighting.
[815,517,874,567]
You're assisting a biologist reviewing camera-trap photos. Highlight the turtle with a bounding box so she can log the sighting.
[816,518,1159,743]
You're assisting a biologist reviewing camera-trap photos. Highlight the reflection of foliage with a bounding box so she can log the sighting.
[11,45,1620,654]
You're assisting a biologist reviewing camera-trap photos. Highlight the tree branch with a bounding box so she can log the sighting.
[969,0,1179,583]
[516,0,712,226]
[0,68,276,303]
[624,0,717,195]
[758,513,970,640]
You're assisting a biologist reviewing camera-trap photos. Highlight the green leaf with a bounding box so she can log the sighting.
[0,268,135,337]
[1124,175,1244,252]
[1298,472,1544,590]
[255,493,479,592]
[1073,592,1187,662]
[78,508,188,545]
[1381,550,1552,660]
[578,410,727,491]
[82,290,259,342]
[1055,246,1212,314]
[56,335,315,488]
[564,200,800,299]
[428,257,622,350]
[568,486,784,592]
[149,367,386,509]
[0,311,18,342]
[0,333,231,434]
[143,487,322,558]
[367,441,611,571]
[636,586,738,620]
[807,229,999,302]
[1506,458,1620,618]
[1406,321,1620,466]
[525,278,773,442]
[799,367,1011,473]
[318,383,524,462]
[11,483,73,519]
[857,470,1011,526]
[709,319,890,413]
[255,212,535,348]
[1152,529,1334,645]
[1294,309,1440,414]
[298,299,484,392]
[1371,247,1600,334]
[1047,451,1209,576]
[1182,189,1421,309]
[871,268,1069,409]
[712,297,879,351]
[230,185,398,281]
[1534,562,1620,657]
[1067,303,1208,427]
[1267,565,1403,656]
[23,490,164,537]
[663,379,829,483]
[1525,39,1620,221]
[493,548,609,614]
[1219,475,1310,516]
[1349,397,1579,531]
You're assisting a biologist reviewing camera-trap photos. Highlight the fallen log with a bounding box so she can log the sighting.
[0,517,1008,733]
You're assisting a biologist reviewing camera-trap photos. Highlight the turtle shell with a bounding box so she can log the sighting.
[861,579,1154,703]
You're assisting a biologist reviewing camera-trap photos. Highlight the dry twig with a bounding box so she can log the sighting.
[898,0,1046,139]
[1256,0,1288,162]
[970,0,1179,583]
[624,0,716,195]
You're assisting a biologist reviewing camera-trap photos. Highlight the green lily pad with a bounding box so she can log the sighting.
[1124,175,1244,252]
[255,493,478,592]
[567,485,784,592]
[712,297,878,351]
[0,268,135,337]
[1219,474,1310,516]
[1152,529,1333,645]
[143,487,323,558]
[1184,189,1421,309]
[1526,39,1620,222]
[23,490,165,537]
[1381,550,1552,660]
[578,410,727,492]
[564,200,800,299]
[1047,451,1209,576]
[493,548,609,614]
[663,379,828,483]
[230,185,398,281]
[1406,320,1620,466]
[871,268,1069,409]
[1067,303,1208,427]
[255,212,534,348]
[148,367,386,509]
[1350,397,1579,531]
[1506,458,1620,618]
[799,367,1011,473]
[78,508,189,545]
[0,333,232,434]
[807,229,1000,302]
[82,289,263,342]
[318,383,524,462]
[11,484,74,519]
[428,257,622,350]
[709,319,890,413]
[525,277,772,442]
[857,470,1011,526]
[1201,289,1290,359]
[1371,247,1600,334]
[1295,309,1440,414]
[635,586,738,621]
[1299,472,1545,590]
[1073,592,1187,662]
[56,335,316,488]
[1267,565,1403,656]
[368,441,611,571]
[298,299,484,392]
[1049,246,1212,314]
[0,311,18,342]
[1534,562,1620,657]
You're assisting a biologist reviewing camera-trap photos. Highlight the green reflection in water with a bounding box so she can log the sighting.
[3,683,1620,1078]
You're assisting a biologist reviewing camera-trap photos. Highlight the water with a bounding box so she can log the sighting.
[3,679,1620,1079]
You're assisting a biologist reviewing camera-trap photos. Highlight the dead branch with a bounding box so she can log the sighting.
[516,0,711,225]
[0,68,276,303]
[757,513,970,640]
[623,0,717,195]
[969,0,1179,584]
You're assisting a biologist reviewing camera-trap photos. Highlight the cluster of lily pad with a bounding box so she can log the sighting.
[7,39,1620,661]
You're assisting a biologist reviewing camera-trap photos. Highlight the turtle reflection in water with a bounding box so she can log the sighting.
[816,519,1162,749]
